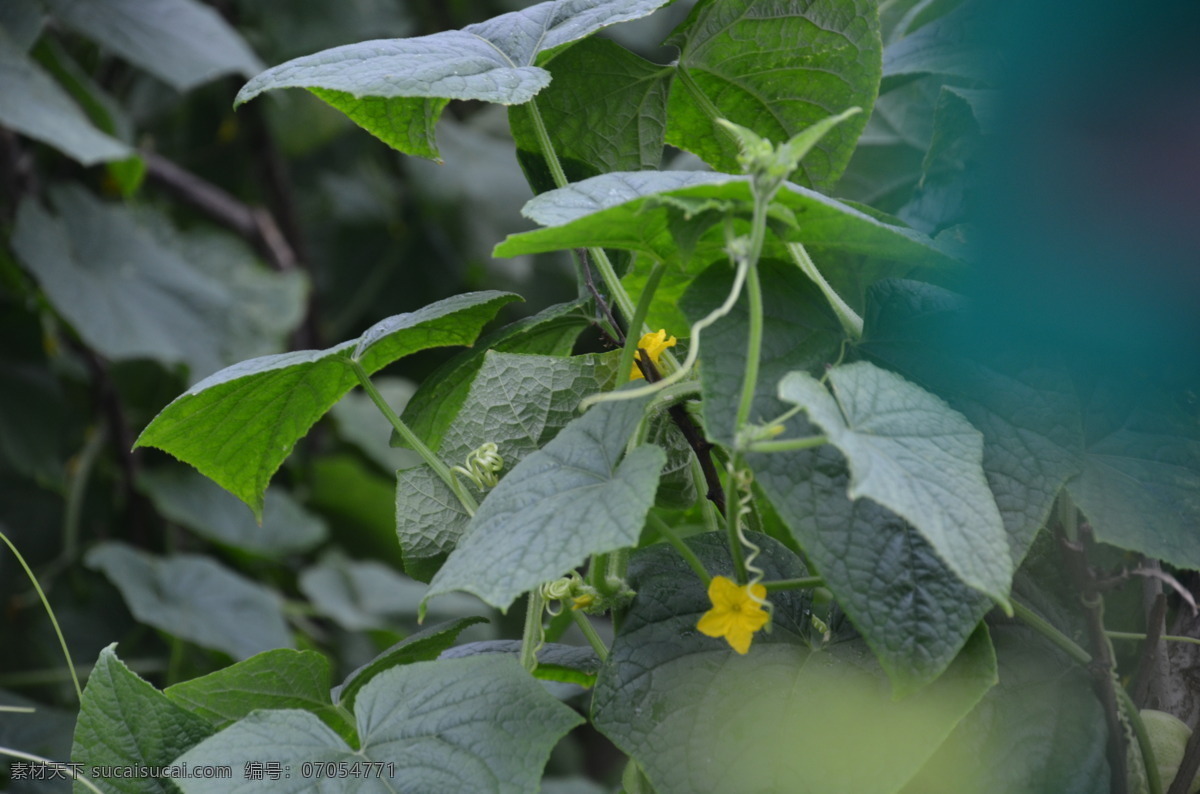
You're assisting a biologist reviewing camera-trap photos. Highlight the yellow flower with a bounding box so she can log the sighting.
[630,329,677,380]
[571,593,595,611]
[697,576,770,655]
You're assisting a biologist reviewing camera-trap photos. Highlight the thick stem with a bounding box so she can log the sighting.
[349,360,477,515]
[619,261,667,384]
[571,611,609,662]
[648,514,711,586]
[763,576,825,593]
[734,262,765,435]
[1120,685,1164,794]
[519,590,546,673]
[1011,599,1092,666]
[725,458,749,585]
[746,435,829,454]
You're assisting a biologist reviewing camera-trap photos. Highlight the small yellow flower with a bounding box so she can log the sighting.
[697,576,770,655]
[630,329,677,380]
[571,593,595,611]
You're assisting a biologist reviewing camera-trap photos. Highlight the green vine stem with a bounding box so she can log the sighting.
[787,242,863,340]
[618,261,667,384]
[0,528,82,702]
[349,359,478,516]
[732,204,769,437]
[571,610,609,662]
[648,513,711,586]
[745,434,829,454]
[519,589,547,674]
[1109,631,1200,647]
[762,576,825,593]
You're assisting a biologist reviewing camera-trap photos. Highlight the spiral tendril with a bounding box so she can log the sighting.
[731,465,773,625]
[452,442,504,490]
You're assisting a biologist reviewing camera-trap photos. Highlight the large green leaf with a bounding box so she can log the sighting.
[509,36,672,193]
[0,0,45,51]
[860,279,1082,567]
[882,0,995,83]
[42,0,262,92]
[0,30,130,164]
[172,656,584,794]
[399,300,589,453]
[426,393,666,611]
[860,279,1200,570]
[751,443,992,694]
[494,171,959,273]
[298,554,483,632]
[138,468,327,555]
[164,650,353,744]
[398,350,619,580]
[11,187,307,384]
[135,291,518,518]
[331,618,488,713]
[72,645,214,794]
[85,542,293,660]
[1068,382,1200,569]
[233,0,670,160]
[592,535,996,794]
[900,625,1108,794]
[664,0,881,190]
[777,361,1012,606]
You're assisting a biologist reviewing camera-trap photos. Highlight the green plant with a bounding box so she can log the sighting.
[3,1,1199,792]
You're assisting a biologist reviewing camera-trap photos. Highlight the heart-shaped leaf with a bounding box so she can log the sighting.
[664,0,881,189]
[172,656,584,794]
[777,361,1012,606]
[426,393,666,611]
[135,291,518,518]
[234,0,670,160]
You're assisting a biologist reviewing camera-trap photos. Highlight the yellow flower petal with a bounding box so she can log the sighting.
[696,575,770,654]
[629,329,677,380]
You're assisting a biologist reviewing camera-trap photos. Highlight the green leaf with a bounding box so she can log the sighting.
[860,279,1082,568]
[426,393,666,611]
[72,645,214,793]
[750,443,992,693]
[85,542,293,660]
[664,0,881,190]
[441,641,602,688]
[164,650,354,744]
[0,30,131,164]
[495,171,958,274]
[134,291,518,518]
[900,625,1108,794]
[298,554,484,632]
[1067,382,1200,570]
[332,618,489,713]
[42,0,262,92]
[592,534,996,794]
[139,468,327,555]
[399,300,589,453]
[509,36,672,192]
[234,0,671,160]
[395,465,472,582]
[398,351,618,579]
[778,361,1012,605]
[11,187,307,383]
[172,657,584,794]
[882,0,995,83]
